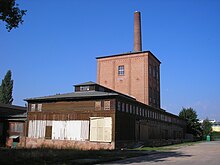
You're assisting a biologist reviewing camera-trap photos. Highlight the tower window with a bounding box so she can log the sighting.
[118,65,124,76]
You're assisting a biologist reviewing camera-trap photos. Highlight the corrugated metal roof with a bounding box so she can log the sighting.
[25,91,119,101]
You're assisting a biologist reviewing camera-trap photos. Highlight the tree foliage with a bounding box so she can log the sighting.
[0,0,27,31]
[179,107,202,137]
[202,118,212,136]
[0,70,13,104]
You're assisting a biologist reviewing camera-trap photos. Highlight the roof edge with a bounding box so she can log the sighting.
[96,50,161,64]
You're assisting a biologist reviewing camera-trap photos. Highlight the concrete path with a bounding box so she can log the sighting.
[106,141,220,165]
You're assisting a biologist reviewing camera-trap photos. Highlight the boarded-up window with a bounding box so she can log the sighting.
[10,123,23,133]
[95,101,101,111]
[28,120,47,138]
[28,120,89,141]
[90,117,112,142]
[45,126,52,139]
[31,104,36,111]
[104,101,110,110]
[52,120,89,140]
[37,104,42,111]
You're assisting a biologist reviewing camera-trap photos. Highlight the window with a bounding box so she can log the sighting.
[95,101,101,111]
[117,101,121,111]
[118,65,124,76]
[149,65,152,75]
[126,104,129,113]
[31,104,36,111]
[133,106,136,114]
[104,101,110,110]
[121,102,125,112]
[10,123,23,133]
[129,105,132,113]
[37,104,42,111]
[156,66,159,80]
[136,107,139,115]
[80,86,90,91]
[90,117,112,142]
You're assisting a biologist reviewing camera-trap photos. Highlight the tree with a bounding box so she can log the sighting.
[202,118,212,137]
[179,107,202,138]
[0,70,13,104]
[0,0,27,31]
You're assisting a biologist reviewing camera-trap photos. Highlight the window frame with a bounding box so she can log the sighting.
[118,65,125,76]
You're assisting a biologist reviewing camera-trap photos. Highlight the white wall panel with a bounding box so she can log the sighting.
[80,121,89,140]
[28,120,46,138]
[66,121,81,140]
[52,121,66,140]
[28,120,89,141]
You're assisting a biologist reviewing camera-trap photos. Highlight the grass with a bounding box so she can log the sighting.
[135,141,202,151]
[0,141,202,165]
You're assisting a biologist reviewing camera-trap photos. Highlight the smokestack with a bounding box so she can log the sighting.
[133,11,142,52]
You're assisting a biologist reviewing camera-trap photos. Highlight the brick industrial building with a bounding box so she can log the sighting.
[23,11,186,149]
[97,12,160,109]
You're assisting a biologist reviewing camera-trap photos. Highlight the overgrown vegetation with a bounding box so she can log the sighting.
[0,148,147,165]
[0,141,203,165]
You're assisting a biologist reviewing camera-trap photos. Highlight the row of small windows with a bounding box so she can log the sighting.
[117,101,182,124]
[95,101,111,111]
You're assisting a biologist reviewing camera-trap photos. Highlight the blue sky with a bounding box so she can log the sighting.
[1,0,220,120]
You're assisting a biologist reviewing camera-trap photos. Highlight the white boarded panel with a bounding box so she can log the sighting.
[66,121,81,140]
[28,120,89,141]
[80,121,89,140]
[52,121,66,140]
[90,118,98,141]
[104,127,111,142]
[28,120,46,138]
[90,117,112,142]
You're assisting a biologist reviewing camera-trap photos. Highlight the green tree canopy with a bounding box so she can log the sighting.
[0,70,13,104]
[179,107,202,137]
[202,118,212,136]
[0,0,27,31]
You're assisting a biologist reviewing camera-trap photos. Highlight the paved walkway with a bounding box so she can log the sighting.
[106,141,220,165]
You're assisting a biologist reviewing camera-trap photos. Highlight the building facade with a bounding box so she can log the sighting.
[0,104,27,148]
[23,11,187,149]
[97,51,161,108]
[25,82,185,149]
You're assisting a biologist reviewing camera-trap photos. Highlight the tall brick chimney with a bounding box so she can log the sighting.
[134,11,142,52]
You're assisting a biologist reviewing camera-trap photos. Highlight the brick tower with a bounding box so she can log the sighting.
[96,11,161,109]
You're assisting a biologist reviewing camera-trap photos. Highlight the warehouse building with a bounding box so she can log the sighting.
[24,11,186,149]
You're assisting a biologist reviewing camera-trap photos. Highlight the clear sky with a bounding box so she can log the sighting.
[1,0,220,120]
